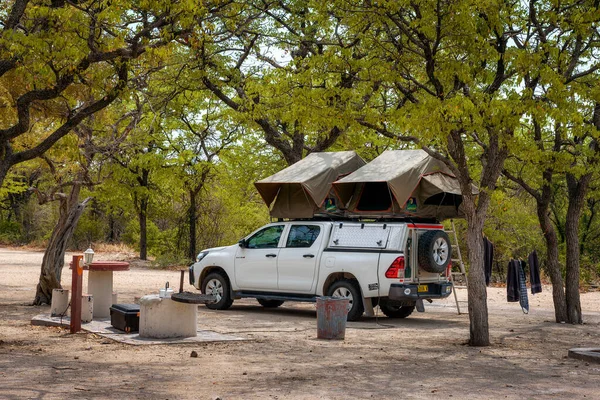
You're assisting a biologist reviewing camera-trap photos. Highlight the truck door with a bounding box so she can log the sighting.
[277,224,322,292]
[234,224,284,290]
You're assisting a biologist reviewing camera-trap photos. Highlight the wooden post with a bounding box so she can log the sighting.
[70,255,83,334]
[179,270,185,293]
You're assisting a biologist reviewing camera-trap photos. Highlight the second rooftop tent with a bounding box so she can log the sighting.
[332,149,479,221]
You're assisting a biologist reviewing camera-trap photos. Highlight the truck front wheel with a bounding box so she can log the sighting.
[202,272,233,310]
[327,279,364,321]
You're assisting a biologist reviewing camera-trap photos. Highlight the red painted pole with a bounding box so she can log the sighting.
[70,255,83,334]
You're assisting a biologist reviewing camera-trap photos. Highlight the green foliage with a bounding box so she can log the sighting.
[152,252,192,270]
[485,188,545,261]
[0,219,20,243]
[72,210,106,250]
[2,0,600,293]
[121,218,179,258]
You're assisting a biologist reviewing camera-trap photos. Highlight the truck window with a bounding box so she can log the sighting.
[286,225,321,248]
[247,225,284,249]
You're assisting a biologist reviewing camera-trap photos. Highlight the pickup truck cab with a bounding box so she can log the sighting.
[189,220,453,320]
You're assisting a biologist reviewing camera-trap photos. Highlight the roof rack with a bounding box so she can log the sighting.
[274,214,440,224]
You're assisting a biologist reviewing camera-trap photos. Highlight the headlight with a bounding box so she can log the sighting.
[196,251,208,262]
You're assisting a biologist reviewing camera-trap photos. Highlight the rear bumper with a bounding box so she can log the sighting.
[389,282,453,300]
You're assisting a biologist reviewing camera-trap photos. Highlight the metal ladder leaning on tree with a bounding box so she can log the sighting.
[447,220,468,314]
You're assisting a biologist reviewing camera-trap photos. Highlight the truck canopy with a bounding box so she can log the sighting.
[255,151,366,218]
[332,150,476,220]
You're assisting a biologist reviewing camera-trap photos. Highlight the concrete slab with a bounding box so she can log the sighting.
[31,314,247,345]
[568,348,600,364]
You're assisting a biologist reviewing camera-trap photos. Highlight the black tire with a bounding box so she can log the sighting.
[257,299,285,308]
[201,272,233,310]
[418,230,451,273]
[327,279,364,321]
[379,302,415,319]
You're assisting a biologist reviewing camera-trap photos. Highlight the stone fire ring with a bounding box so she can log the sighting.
[568,348,600,363]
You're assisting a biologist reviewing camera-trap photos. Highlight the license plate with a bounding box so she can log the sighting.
[417,285,428,293]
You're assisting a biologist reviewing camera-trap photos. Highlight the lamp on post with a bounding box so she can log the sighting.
[84,247,95,265]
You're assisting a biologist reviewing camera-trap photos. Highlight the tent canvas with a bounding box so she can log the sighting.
[332,150,476,220]
[255,151,366,218]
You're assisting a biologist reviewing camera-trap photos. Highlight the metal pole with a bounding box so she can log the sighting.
[70,255,83,334]
[179,270,185,293]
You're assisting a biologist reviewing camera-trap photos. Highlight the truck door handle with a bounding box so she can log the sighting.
[303,254,315,258]
[266,253,277,258]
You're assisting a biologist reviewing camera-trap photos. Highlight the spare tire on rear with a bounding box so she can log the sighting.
[418,230,451,273]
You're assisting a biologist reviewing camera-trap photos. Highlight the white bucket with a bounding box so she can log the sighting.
[50,289,69,317]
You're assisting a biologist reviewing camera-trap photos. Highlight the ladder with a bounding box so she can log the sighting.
[447,220,468,315]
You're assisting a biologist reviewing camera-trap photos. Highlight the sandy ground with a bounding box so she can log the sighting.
[0,247,599,400]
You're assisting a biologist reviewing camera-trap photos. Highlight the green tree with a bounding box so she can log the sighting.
[0,0,229,188]
[29,121,95,304]
[162,96,239,261]
[333,0,534,345]
[503,0,600,324]
[184,0,375,165]
[101,103,164,261]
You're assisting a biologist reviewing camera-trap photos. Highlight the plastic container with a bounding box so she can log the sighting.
[159,282,173,298]
[110,303,140,333]
[316,296,350,340]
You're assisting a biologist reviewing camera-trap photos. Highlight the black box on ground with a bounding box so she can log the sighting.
[110,303,140,333]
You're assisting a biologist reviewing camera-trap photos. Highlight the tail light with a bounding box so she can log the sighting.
[385,256,405,282]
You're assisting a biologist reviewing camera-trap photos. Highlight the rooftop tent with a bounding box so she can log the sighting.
[332,150,476,220]
[255,151,366,218]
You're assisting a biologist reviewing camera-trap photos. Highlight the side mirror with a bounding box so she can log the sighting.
[238,239,247,248]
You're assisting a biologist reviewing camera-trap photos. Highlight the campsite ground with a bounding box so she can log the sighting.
[0,247,599,400]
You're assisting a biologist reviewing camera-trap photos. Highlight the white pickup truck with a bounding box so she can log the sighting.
[189,220,453,320]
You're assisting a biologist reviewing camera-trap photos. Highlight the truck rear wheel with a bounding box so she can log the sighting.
[327,279,364,321]
[257,299,285,308]
[379,303,415,318]
[202,272,233,310]
[418,230,451,273]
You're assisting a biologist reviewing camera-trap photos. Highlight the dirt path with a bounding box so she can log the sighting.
[1,247,599,399]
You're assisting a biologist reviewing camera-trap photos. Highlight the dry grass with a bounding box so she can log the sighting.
[91,242,137,255]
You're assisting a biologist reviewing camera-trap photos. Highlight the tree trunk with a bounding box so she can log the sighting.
[107,213,120,242]
[0,156,9,190]
[33,185,90,305]
[564,172,589,324]
[188,189,197,261]
[464,197,490,346]
[139,196,148,260]
[536,197,568,322]
[137,168,149,260]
